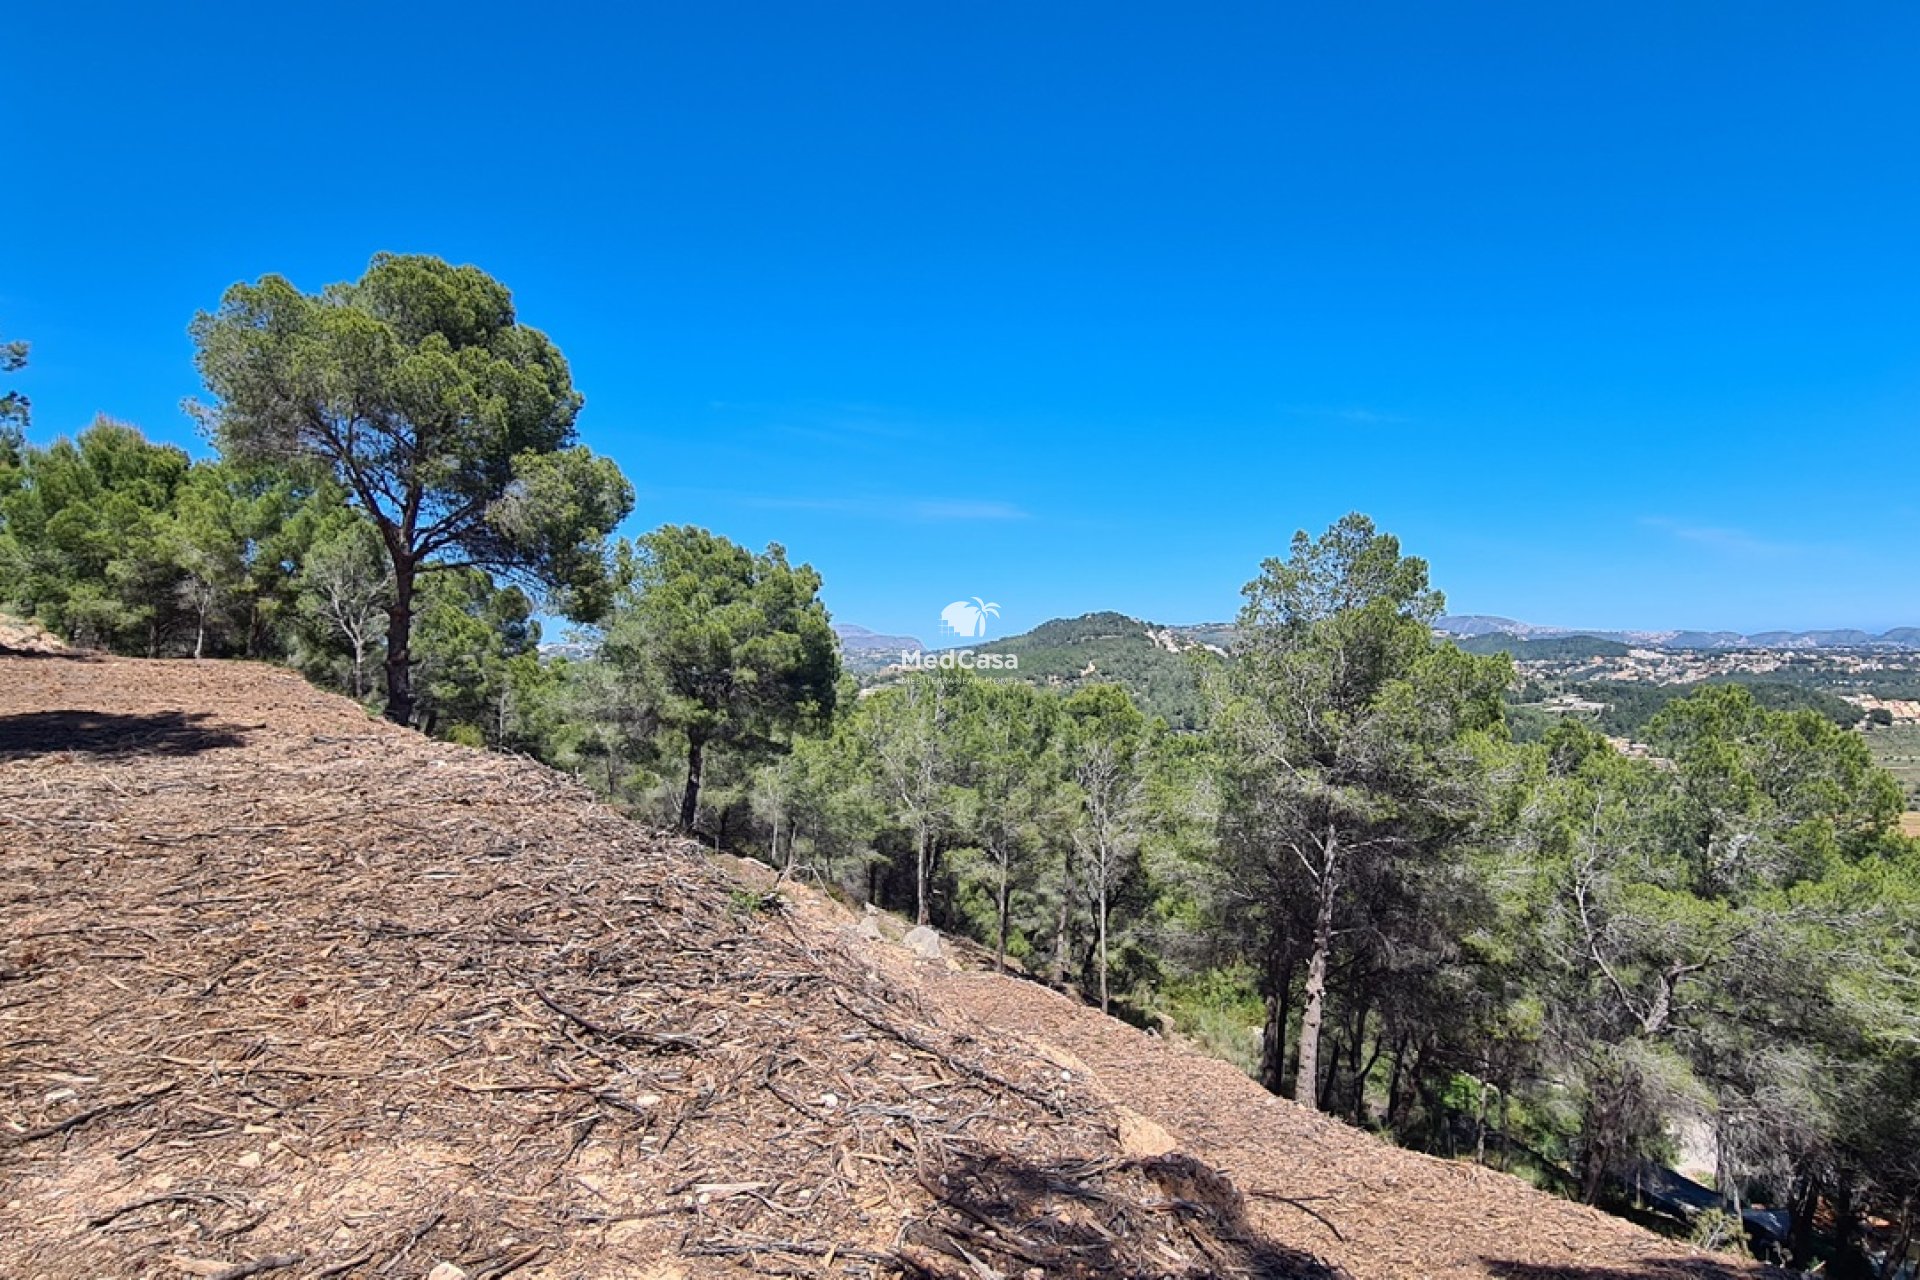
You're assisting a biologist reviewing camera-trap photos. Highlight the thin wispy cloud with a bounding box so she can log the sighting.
[1284,405,1413,426]
[909,499,1028,521]
[1639,517,1804,558]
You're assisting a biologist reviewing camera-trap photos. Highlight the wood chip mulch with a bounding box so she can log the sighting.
[0,655,1338,1279]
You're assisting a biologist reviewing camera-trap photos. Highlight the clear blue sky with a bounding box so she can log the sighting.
[7,2,1917,640]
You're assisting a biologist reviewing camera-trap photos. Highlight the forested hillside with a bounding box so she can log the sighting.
[966,610,1211,728]
[1457,633,1634,659]
[1536,679,1866,737]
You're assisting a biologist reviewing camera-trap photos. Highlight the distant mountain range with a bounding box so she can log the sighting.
[592,614,1918,680]
[832,623,926,654]
[1434,615,1920,651]
[540,611,1920,735]
[837,612,1920,667]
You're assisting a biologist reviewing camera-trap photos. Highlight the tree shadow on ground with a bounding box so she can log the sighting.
[1486,1258,1774,1279]
[899,1148,1339,1279]
[0,710,249,760]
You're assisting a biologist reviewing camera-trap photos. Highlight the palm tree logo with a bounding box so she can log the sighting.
[940,597,1001,638]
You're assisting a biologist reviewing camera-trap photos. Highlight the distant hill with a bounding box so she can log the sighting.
[1437,616,1920,651]
[1164,620,1238,650]
[1437,614,1549,639]
[971,611,1215,729]
[1455,633,1632,660]
[840,607,1920,713]
[1660,630,1748,650]
[833,622,926,675]
[833,622,924,653]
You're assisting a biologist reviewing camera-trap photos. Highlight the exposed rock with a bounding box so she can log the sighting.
[902,923,943,960]
[1116,1105,1178,1157]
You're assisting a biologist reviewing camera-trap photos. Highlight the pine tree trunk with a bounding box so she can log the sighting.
[1097,885,1110,1013]
[1788,1177,1819,1271]
[1294,828,1339,1110]
[1053,844,1076,986]
[1260,950,1296,1096]
[914,822,931,925]
[1834,1170,1860,1272]
[1351,1007,1384,1123]
[679,737,705,832]
[382,563,416,725]
[995,852,1010,972]
[1385,1035,1409,1129]
[1474,1079,1492,1165]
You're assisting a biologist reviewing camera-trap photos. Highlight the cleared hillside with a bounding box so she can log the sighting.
[1,656,1759,1278]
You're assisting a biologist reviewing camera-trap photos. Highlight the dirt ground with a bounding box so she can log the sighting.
[915,972,1753,1280]
[0,655,1765,1279]
[738,869,1770,1280]
[0,655,1339,1279]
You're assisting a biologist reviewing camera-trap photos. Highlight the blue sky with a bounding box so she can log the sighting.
[7,3,1917,641]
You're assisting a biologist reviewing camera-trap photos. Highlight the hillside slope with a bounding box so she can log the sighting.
[972,612,1211,729]
[0,656,1758,1279]
[753,870,1766,1280]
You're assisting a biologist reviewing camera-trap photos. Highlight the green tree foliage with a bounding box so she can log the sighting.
[848,668,965,925]
[1210,513,1510,1108]
[1558,678,1862,737]
[410,568,540,744]
[1,333,29,460]
[0,415,551,720]
[166,460,318,661]
[190,253,633,723]
[293,512,390,698]
[601,525,839,834]
[0,419,368,665]
[1647,684,1900,886]
[766,667,1177,998]
[950,679,1072,971]
[1490,691,1913,1254]
[1063,683,1153,1011]
[0,417,191,650]
[750,693,884,884]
